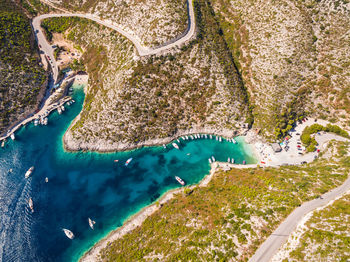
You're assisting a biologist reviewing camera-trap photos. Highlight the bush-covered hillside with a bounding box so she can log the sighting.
[211,0,350,138]
[0,0,47,134]
[40,0,251,151]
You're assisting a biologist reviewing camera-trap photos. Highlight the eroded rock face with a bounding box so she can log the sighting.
[61,0,250,151]
[46,0,189,47]
[212,0,350,136]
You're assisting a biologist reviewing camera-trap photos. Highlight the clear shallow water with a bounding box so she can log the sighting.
[0,85,256,262]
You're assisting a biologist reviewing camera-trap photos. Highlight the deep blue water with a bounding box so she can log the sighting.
[0,85,256,262]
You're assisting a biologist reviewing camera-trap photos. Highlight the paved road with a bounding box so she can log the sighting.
[32,0,195,83]
[249,173,350,262]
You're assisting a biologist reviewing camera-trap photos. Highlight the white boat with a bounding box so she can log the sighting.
[34,119,39,126]
[231,158,235,164]
[88,218,96,229]
[215,136,218,141]
[228,157,230,163]
[43,118,48,125]
[190,135,194,140]
[45,177,49,183]
[163,144,166,149]
[172,143,179,150]
[185,136,189,140]
[232,138,237,144]
[243,160,246,165]
[208,158,212,164]
[61,105,65,111]
[219,137,222,142]
[25,166,34,178]
[177,139,180,143]
[175,176,185,186]
[10,133,15,140]
[205,134,207,139]
[211,156,215,162]
[57,107,62,114]
[63,228,74,239]
[125,158,133,166]
[181,137,185,140]
[1,140,5,147]
[28,198,34,213]
[210,135,212,139]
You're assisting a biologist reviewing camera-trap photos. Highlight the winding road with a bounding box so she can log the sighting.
[32,0,196,83]
[250,159,350,262]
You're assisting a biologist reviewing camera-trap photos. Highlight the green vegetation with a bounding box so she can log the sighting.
[288,193,350,261]
[301,124,349,152]
[41,17,91,42]
[0,0,47,133]
[100,142,349,261]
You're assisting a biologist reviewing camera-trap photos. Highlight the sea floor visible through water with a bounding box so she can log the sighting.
[0,84,256,262]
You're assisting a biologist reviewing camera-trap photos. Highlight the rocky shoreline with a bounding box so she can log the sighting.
[63,126,250,153]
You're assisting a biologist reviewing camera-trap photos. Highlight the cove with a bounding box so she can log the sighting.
[0,84,256,262]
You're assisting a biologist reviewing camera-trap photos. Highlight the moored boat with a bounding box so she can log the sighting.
[209,158,212,163]
[232,138,237,144]
[175,176,185,186]
[227,157,230,163]
[28,198,34,213]
[243,160,246,165]
[10,133,15,140]
[172,143,179,150]
[25,166,34,178]
[45,177,49,183]
[210,135,212,139]
[211,156,215,162]
[125,158,133,166]
[63,228,74,239]
[231,158,235,164]
[219,137,222,142]
[88,218,96,229]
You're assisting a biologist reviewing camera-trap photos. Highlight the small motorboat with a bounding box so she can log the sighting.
[10,133,15,140]
[175,176,185,186]
[114,159,119,162]
[231,158,235,164]
[63,228,75,239]
[243,160,246,165]
[88,218,96,230]
[45,177,49,183]
[232,138,238,144]
[172,143,179,150]
[25,166,34,178]
[28,198,34,213]
[228,157,230,163]
[163,144,166,149]
[211,156,215,162]
[125,158,133,166]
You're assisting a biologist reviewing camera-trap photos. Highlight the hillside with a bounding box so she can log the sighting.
[211,0,350,138]
[274,192,350,261]
[42,0,189,47]
[99,141,349,261]
[40,0,251,151]
[0,0,48,135]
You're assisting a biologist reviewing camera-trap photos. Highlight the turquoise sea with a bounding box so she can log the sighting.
[0,84,256,262]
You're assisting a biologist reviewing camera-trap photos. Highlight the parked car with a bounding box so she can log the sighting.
[296,133,300,135]
[38,44,41,48]
[301,161,307,164]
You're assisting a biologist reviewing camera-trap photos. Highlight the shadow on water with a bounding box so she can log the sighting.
[0,84,257,262]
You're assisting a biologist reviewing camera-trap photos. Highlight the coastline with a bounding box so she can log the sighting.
[63,126,249,153]
[80,141,259,262]
[80,162,233,261]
